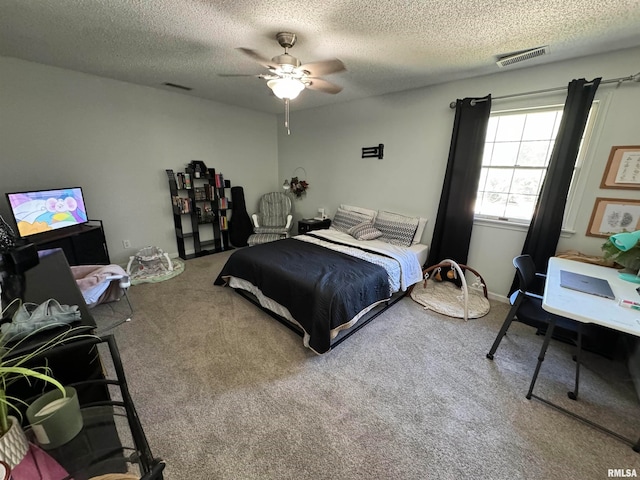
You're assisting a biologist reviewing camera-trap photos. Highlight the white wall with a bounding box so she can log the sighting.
[0,56,279,264]
[2,48,638,294]
[277,46,640,299]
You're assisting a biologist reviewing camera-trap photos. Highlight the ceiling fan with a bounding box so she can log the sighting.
[221,32,346,133]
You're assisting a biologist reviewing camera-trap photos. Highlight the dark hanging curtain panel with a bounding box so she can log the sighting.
[426,95,492,267]
[510,77,601,293]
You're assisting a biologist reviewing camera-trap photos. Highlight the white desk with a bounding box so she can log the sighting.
[539,257,640,451]
[544,257,640,338]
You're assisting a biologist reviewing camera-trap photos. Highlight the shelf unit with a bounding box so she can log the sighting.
[31,220,110,265]
[166,167,233,260]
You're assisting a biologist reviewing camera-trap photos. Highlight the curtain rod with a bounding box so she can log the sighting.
[448,71,640,108]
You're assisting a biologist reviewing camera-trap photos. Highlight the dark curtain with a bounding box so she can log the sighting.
[510,77,601,292]
[426,95,492,267]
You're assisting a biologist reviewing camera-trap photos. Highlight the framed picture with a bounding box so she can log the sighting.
[586,197,640,237]
[600,145,640,189]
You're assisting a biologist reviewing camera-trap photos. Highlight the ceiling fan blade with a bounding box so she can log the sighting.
[300,59,346,77]
[305,78,343,94]
[237,48,277,70]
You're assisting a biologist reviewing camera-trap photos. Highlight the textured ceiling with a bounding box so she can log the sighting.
[1,0,640,114]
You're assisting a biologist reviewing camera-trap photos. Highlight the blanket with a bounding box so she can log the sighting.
[71,264,128,307]
[214,238,390,353]
[297,231,423,291]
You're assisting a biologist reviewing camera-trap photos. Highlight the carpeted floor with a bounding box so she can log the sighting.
[90,251,640,480]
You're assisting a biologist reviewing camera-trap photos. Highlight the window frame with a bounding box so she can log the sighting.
[473,99,602,233]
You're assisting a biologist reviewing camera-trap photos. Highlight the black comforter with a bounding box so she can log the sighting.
[214,238,390,353]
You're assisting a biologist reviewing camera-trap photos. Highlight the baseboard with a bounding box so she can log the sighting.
[488,292,509,304]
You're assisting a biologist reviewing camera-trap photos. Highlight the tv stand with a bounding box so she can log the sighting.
[31,220,110,265]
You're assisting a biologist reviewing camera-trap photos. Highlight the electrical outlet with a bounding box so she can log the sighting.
[122,239,131,248]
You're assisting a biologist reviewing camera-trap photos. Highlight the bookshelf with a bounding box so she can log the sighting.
[165,166,233,260]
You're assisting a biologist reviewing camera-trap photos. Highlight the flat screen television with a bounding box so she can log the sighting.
[5,187,89,238]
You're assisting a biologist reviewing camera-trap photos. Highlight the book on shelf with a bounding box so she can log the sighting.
[183,173,192,189]
[219,197,227,209]
[219,215,228,230]
[176,172,185,189]
[214,173,224,188]
[172,196,191,213]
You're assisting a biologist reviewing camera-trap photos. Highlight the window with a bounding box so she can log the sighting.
[474,103,598,226]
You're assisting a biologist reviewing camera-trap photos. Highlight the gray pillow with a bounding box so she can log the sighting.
[348,222,383,241]
[332,208,372,233]
[374,210,419,247]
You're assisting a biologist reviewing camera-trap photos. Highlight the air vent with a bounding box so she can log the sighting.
[496,46,550,68]
[163,82,192,91]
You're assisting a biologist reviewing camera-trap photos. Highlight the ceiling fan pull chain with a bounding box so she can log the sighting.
[284,98,291,135]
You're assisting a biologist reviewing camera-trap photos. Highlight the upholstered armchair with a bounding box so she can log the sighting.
[247,192,293,246]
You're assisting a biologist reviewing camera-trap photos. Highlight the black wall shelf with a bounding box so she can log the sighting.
[166,167,233,260]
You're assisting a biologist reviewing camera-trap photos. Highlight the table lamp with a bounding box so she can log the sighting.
[609,230,640,283]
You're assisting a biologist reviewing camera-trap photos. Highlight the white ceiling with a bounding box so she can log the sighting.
[2,0,640,115]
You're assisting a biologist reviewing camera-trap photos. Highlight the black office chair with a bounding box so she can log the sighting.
[486,255,583,400]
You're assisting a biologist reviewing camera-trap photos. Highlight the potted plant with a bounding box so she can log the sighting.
[601,237,640,271]
[25,384,83,450]
[0,312,94,466]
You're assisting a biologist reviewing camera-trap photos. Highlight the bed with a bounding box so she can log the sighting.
[214,206,428,354]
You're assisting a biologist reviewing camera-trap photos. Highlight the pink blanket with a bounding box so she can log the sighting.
[71,264,128,307]
[12,443,70,479]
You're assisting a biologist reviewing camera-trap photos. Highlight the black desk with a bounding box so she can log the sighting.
[3,246,97,356]
[24,248,95,328]
[3,249,164,478]
[6,249,102,408]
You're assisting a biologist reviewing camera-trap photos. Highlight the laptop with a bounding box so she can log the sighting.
[560,270,615,299]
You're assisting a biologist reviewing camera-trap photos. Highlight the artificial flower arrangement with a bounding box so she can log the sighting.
[287,177,309,198]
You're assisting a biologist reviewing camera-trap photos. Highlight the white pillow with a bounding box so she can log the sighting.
[339,204,377,222]
[413,217,428,244]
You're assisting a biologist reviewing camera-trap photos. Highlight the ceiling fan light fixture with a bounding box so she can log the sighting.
[267,78,305,100]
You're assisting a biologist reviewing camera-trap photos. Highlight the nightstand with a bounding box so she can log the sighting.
[298,218,332,234]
